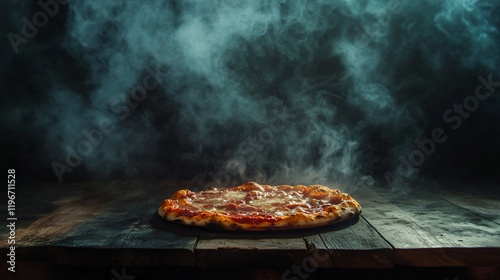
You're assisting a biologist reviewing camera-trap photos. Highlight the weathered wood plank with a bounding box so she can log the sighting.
[0,182,112,246]
[386,188,500,248]
[53,181,199,266]
[3,180,500,270]
[439,190,500,225]
[195,229,315,269]
[357,185,500,266]
[15,194,111,246]
[0,181,199,266]
[304,216,394,268]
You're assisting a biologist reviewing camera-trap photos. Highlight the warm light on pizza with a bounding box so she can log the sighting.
[158,182,362,230]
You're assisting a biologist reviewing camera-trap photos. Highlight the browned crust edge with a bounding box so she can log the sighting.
[157,182,362,231]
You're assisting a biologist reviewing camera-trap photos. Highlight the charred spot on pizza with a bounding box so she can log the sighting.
[173,218,184,224]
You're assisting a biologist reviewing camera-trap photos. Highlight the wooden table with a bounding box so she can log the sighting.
[1,180,499,279]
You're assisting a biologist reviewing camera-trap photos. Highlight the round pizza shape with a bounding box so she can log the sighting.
[158,182,362,231]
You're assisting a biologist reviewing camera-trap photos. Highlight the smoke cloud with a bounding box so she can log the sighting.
[1,0,499,186]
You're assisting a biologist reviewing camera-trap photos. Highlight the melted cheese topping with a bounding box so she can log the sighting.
[181,184,337,217]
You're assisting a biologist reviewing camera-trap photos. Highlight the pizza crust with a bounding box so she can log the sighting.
[158,182,362,231]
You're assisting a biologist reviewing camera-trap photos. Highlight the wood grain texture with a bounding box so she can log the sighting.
[440,191,500,225]
[2,182,111,246]
[304,216,394,268]
[195,229,313,269]
[52,181,199,266]
[356,185,500,267]
[1,181,499,269]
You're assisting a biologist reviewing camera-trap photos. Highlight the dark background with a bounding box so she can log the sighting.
[1,0,499,189]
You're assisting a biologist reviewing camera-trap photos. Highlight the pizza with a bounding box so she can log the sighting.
[157,181,362,231]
